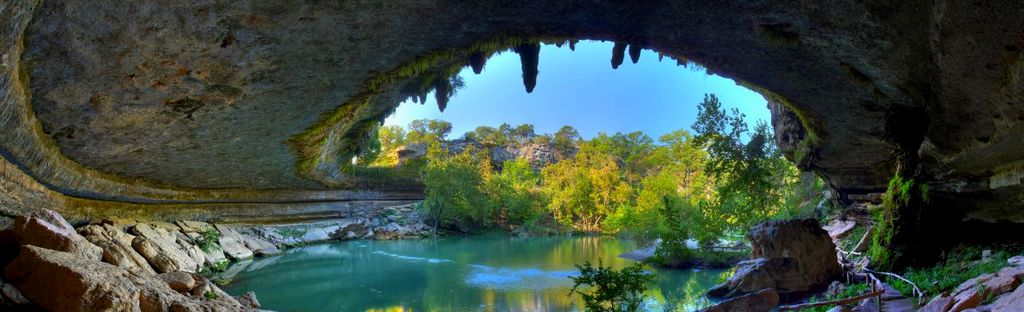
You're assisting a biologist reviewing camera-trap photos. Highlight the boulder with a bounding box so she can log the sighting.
[79,223,156,275]
[213,225,254,260]
[706,258,800,298]
[11,209,102,261]
[236,291,261,310]
[174,233,207,269]
[919,293,954,312]
[130,223,201,272]
[133,236,181,273]
[156,271,196,293]
[330,219,370,239]
[824,220,857,240]
[1008,256,1024,267]
[700,288,779,312]
[708,219,841,298]
[992,283,1024,311]
[238,233,280,256]
[950,287,983,311]
[4,245,141,311]
[175,220,214,234]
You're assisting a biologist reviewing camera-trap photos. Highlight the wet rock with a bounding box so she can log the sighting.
[79,223,156,275]
[700,288,778,312]
[708,219,840,298]
[5,245,141,311]
[212,224,253,260]
[11,209,102,261]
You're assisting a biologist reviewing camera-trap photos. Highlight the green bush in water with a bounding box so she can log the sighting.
[569,261,654,312]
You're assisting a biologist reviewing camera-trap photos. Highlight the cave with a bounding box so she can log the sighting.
[2,1,1024,311]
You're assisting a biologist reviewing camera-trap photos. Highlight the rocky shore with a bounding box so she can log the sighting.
[0,203,431,311]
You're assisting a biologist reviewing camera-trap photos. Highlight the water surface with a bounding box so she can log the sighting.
[221,235,728,312]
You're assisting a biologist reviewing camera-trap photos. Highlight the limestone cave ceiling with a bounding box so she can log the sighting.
[2,0,1023,219]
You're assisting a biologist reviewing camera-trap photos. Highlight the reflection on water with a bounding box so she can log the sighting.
[221,234,729,312]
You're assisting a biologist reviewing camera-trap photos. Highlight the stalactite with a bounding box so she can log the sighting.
[434,76,450,112]
[658,52,665,62]
[469,51,487,75]
[611,42,626,69]
[515,43,540,93]
[569,39,578,51]
[629,44,642,64]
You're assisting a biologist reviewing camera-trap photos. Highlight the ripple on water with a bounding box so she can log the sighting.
[464,264,577,291]
[371,250,452,263]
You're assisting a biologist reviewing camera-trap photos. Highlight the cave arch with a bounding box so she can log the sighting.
[1,0,1022,235]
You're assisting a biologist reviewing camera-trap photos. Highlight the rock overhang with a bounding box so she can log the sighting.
[0,0,1021,221]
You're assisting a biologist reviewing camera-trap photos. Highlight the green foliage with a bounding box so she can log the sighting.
[422,143,494,232]
[805,282,870,312]
[650,196,693,266]
[553,126,581,160]
[278,227,307,239]
[692,94,799,232]
[407,119,453,144]
[542,145,631,233]
[888,246,1009,299]
[568,261,654,312]
[400,92,806,247]
[464,123,536,146]
[196,229,220,253]
[869,174,931,271]
[203,290,218,300]
[485,159,545,225]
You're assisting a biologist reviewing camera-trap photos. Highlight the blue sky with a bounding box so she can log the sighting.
[384,40,769,140]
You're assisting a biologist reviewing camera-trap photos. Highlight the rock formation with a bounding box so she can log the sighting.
[1,209,259,311]
[1,0,1023,281]
[707,219,841,299]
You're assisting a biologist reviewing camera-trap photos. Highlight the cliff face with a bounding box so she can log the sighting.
[396,140,564,170]
[1,1,1023,232]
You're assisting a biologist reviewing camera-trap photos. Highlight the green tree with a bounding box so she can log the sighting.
[542,147,630,232]
[569,261,654,312]
[421,142,493,233]
[691,93,797,233]
[511,123,536,143]
[485,159,545,225]
[407,119,453,144]
[553,126,581,160]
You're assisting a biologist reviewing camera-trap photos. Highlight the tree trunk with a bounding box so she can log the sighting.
[433,204,443,237]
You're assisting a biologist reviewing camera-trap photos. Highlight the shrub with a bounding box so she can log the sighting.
[568,261,654,312]
[889,246,1009,299]
[196,229,220,253]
